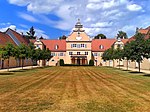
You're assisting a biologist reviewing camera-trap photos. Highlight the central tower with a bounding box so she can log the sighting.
[65,19,92,65]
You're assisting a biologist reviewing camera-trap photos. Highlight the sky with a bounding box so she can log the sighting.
[0,0,150,39]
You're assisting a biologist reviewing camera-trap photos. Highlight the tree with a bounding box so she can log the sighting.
[26,26,36,39]
[102,47,115,67]
[0,46,5,69]
[94,34,106,39]
[39,36,44,39]
[28,43,37,67]
[125,33,145,72]
[60,59,64,66]
[17,44,29,69]
[117,31,128,39]
[89,60,94,66]
[59,35,67,40]
[2,43,15,71]
[44,48,51,61]
[113,48,123,69]
[41,48,51,66]
[13,45,21,67]
[35,48,43,66]
[123,42,132,70]
[144,39,150,58]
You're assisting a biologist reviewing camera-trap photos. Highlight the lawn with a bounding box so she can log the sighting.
[0,67,150,112]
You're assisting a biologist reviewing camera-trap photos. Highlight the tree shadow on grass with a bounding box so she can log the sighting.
[11,68,39,73]
[128,71,150,77]
[0,72,14,75]
[129,71,143,74]
[143,74,150,77]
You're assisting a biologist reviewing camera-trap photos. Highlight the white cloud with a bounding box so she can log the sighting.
[0,24,49,39]
[127,4,142,11]
[91,22,113,28]
[8,0,29,6]
[34,29,49,39]
[0,25,16,32]
[19,13,39,22]
[7,0,150,38]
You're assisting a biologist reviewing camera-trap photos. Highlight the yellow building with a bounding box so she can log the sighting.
[35,19,128,66]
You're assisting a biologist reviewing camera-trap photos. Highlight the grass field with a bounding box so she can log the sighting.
[0,67,150,112]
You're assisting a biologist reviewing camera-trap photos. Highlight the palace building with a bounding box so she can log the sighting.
[34,19,128,66]
[1,20,150,70]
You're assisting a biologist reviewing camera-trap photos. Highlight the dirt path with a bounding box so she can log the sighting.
[0,67,150,112]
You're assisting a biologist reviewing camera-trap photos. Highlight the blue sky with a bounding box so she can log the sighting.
[0,0,150,39]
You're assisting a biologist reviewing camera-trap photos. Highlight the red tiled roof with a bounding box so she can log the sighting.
[138,29,149,34]
[6,29,30,45]
[92,39,128,51]
[92,39,116,51]
[0,32,16,46]
[41,39,66,52]
[128,33,150,42]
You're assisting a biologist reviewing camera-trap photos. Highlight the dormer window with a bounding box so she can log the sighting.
[36,45,40,49]
[55,45,59,49]
[99,45,104,49]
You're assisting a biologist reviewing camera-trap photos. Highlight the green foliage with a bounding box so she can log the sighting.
[42,48,51,61]
[62,64,89,66]
[117,31,128,39]
[94,34,106,39]
[59,59,64,66]
[102,47,114,61]
[2,43,15,59]
[28,43,37,65]
[17,44,29,59]
[123,33,145,72]
[144,38,150,59]
[89,60,94,66]
[127,33,145,62]
[59,35,67,40]
[26,26,36,39]
[0,43,15,70]
[113,48,123,60]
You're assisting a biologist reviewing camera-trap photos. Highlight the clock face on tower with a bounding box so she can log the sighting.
[76,36,82,40]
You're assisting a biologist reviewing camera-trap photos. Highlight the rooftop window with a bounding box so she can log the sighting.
[99,45,104,49]
[55,45,59,49]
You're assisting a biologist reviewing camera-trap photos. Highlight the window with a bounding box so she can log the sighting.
[85,52,88,55]
[69,52,73,55]
[85,44,87,48]
[55,45,59,49]
[81,44,85,48]
[99,45,104,49]
[59,53,64,56]
[36,45,40,49]
[77,44,80,48]
[51,53,55,56]
[77,52,80,55]
[94,53,98,56]
[73,44,77,47]
[51,59,55,62]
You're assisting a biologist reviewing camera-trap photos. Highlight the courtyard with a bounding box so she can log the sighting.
[0,67,150,112]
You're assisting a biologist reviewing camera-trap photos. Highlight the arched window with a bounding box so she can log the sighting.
[99,45,104,49]
[54,45,59,49]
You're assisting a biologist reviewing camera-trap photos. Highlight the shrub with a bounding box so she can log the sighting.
[89,60,94,66]
[59,59,64,66]
[63,64,89,66]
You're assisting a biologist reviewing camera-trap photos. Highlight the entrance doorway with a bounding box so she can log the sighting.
[77,58,80,65]
[71,57,75,64]
[82,58,86,65]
